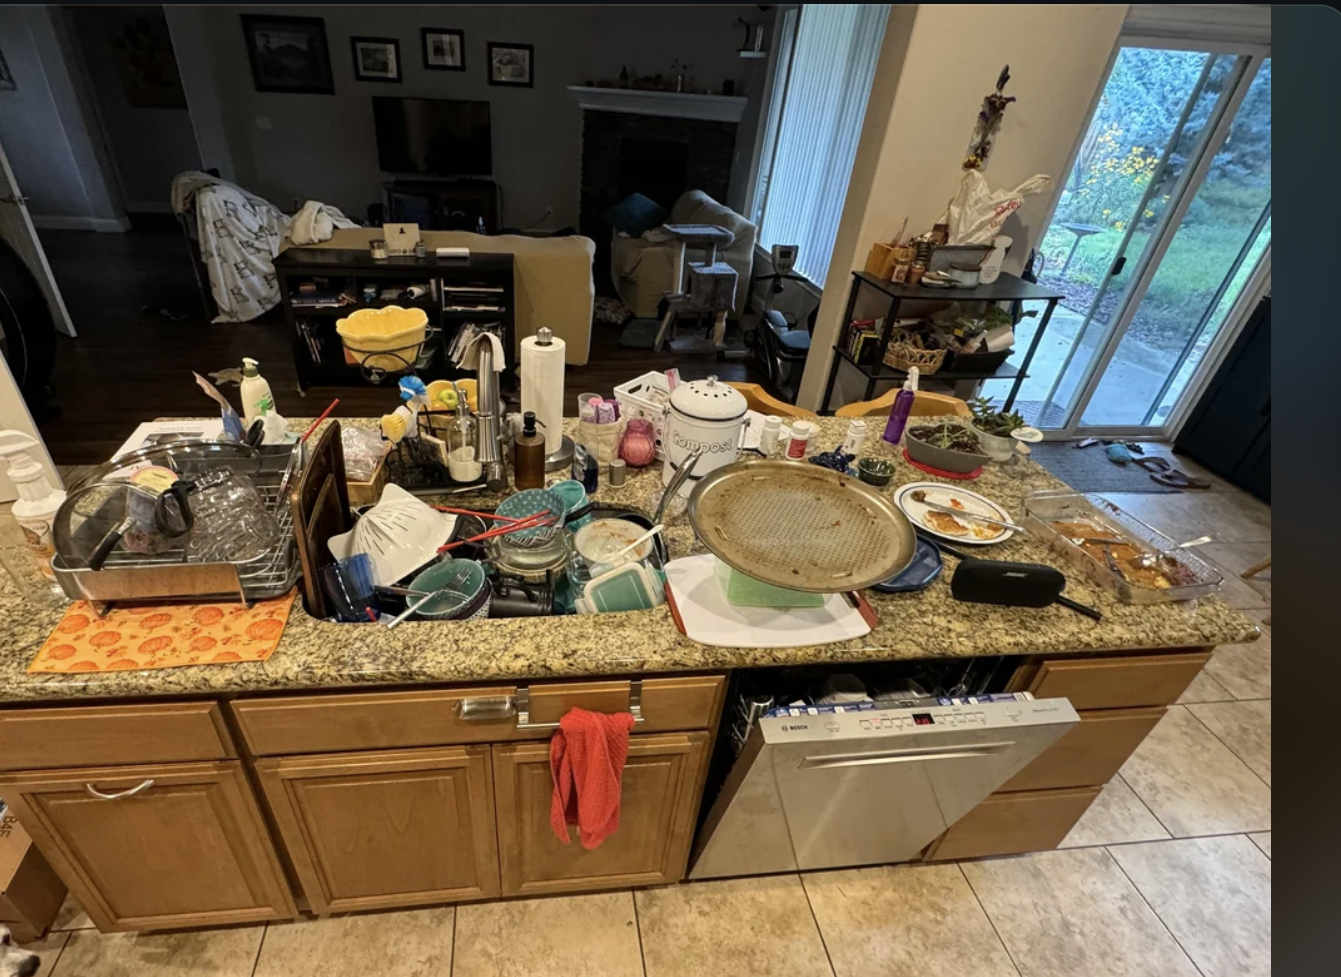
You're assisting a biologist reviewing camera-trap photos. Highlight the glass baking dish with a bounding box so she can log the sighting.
[1020,490,1223,604]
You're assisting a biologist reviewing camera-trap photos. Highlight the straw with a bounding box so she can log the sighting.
[433,506,526,523]
[300,398,341,443]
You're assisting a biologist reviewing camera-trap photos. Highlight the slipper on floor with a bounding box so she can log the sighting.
[1150,468,1211,490]
[1134,456,1173,473]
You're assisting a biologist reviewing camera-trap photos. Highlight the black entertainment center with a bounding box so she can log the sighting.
[374,95,502,232]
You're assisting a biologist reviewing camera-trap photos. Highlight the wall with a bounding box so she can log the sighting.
[65,6,201,212]
[196,5,760,227]
[0,6,128,230]
[796,3,1129,410]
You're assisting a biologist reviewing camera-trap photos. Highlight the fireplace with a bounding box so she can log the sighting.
[617,137,691,212]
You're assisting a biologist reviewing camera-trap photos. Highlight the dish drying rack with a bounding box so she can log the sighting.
[51,444,304,612]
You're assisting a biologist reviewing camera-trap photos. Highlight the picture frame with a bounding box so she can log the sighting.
[382,223,421,257]
[351,36,401,83]
[421,28,465,71]
[240,14,333,95]
[487,42,533,88]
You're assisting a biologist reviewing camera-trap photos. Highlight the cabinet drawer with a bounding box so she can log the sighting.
[1025,652,1211,710]
[232,675,726,756]
[1002,707,1164,792]
[926,786,1101,862]
[0,702,234,771]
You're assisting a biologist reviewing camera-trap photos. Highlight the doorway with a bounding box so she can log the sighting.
[986,43,1271,438]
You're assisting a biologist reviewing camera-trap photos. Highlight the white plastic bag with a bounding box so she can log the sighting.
[942,171,1052,245]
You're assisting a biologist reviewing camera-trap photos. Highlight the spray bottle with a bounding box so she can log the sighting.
[0,431,67,598]
[882,367,920,446]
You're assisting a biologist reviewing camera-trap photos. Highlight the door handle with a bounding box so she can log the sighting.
[1110,255,1127,276]
[797,743,1015,769]
[0,194,29,206]
[85,779,155,800]
[454,696,516,723]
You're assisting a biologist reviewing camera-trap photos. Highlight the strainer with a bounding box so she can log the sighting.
[686,459,916,593]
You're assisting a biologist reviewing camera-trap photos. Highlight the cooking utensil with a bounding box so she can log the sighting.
[895,482,1014,545]
[908,489,1025,534]
[653,448,702,525]
[494,488,566,546]
[1135,534,1211,567]
[328,483,457,586]
[438,510,557,554]
[603,524,663,564]
[408,560,489,620]
[687,458,916,593]
[300,398,340,443]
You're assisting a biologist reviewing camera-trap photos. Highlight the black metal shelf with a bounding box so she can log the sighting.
[829,345,1025,383]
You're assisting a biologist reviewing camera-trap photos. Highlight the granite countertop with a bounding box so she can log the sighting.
[0,417,1259,703]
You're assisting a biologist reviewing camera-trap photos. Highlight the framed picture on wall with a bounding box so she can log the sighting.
[422,28,464,71]
[239,14,333,95]
[351,36,401,83]
[487,42,533,88]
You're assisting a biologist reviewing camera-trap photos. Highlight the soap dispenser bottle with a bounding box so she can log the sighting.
[238,358,275,428]
[513,411,546,490]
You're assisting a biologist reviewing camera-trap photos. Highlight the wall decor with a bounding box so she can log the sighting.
[352,37,402,83]
[963,65,1016,171]
[240,14,333,95]
[487,42,533,88]
[422,28,464,71]
[106,9,187,109]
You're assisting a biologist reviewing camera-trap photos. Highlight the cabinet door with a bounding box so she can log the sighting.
[255,746,499,914]
[0,761,296,932]
[493,732,709,897]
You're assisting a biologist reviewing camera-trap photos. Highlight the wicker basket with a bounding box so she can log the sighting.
[883,331,946,375]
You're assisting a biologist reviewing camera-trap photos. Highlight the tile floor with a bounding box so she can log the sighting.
[29,462,1270,977]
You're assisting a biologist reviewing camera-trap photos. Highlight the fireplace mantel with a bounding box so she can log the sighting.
[568,86,747,123]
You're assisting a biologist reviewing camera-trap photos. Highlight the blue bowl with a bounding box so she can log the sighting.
[495,488,566,543]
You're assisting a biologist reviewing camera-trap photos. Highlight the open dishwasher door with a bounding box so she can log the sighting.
[688,694,1078,880]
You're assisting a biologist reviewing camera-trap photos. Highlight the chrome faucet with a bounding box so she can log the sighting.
[471,334,508,491]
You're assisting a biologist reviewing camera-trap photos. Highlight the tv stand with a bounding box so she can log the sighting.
[383,178,501,233]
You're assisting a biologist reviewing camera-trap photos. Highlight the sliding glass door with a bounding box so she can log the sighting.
[989,42,1270,438]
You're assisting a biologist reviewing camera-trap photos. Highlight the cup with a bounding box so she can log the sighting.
[319,553,378,622]
[576,392,602,423]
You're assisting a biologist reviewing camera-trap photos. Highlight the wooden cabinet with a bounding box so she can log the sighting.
[0,761,295,932]
[926,787,1101,861]
[1018,651,1211,710]
[255,746,500,914]
[1002,707,1165,792]
[492,733,709,897]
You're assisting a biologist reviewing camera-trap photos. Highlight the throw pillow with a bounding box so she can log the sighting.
[602,193,668,238]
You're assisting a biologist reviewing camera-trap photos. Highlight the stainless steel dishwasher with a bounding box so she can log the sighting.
[688,693,1078,880]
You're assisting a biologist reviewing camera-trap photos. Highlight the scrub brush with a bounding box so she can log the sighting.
[380,376,430,443]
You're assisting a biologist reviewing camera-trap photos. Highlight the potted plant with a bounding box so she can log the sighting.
[904,419,991,474]
[968,396,1025,461]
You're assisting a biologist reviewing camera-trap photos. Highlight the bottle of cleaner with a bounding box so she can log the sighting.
[239,358,275,427]
[882,367,920,446]
[0,431,66,588]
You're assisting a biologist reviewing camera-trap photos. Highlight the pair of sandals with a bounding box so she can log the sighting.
[1134,455,1210,489]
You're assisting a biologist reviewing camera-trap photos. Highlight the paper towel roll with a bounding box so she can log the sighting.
[520,331,567,455]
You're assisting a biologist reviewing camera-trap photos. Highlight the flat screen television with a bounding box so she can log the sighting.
[373,96,492,177]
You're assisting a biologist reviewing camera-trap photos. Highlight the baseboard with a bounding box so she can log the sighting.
[125,200,173,214]
[30,215,132,233]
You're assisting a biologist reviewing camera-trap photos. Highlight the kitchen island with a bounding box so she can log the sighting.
[0,418,1258,933]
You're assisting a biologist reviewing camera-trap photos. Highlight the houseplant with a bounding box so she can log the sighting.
[904,420,991,474]
[968,396,1025,461]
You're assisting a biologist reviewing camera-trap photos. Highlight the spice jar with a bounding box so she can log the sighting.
[370,239,389,260]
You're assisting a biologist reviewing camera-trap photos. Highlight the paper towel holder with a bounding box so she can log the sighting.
[529,328,575,471]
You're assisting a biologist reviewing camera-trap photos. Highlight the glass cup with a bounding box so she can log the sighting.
[318,553,378,622]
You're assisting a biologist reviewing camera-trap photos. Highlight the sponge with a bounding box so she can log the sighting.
[714,560,825,608]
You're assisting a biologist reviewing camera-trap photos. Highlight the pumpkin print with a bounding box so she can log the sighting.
[189,635,217,653]
[89,631,121,648]
[47,644,77,660]
[58,614,91,634]
[246,618,285,641]
[211,650,241,662]
[138,635,173,655]
[68,660,100,671]
[107,659,139,670]
[139,613,173,630]
[192,607,224,627]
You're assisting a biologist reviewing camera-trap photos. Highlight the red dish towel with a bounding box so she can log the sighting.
[550,707,637,849]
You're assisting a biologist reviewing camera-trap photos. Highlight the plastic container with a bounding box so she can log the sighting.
[1020,490,1223,604]
[758,416,782,456]
[0,430,66,588]
[841,419,867,457]
[239,358,275,427]
[787,420,815,459]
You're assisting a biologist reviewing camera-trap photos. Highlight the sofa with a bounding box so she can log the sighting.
[610,190,757,319]
[287,229,596,366]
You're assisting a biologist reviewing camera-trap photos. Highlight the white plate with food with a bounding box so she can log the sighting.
[893,481,1014,545]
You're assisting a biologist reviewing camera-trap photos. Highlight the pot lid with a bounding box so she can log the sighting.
[669,376,747,421]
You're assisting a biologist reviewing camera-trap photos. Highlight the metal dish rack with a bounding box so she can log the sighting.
[52,444,303,611]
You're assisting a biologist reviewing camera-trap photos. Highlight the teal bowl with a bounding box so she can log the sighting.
[495,488,566,543]
[409,559,489,620]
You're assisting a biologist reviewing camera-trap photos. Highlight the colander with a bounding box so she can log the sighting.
[686,459,916,593]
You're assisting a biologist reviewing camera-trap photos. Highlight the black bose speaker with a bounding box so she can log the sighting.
[950,557,1100,621]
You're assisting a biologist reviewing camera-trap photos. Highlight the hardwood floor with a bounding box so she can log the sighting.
[35,220,765,464]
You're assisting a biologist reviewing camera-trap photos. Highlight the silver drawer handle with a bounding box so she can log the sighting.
[85,779,154,800]
[515,679,645,730]
[454,695,517,723]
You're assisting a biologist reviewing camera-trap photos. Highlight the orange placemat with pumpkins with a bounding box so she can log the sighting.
[29,590,297,673]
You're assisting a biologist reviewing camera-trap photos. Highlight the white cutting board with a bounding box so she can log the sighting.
[664,554,875,648]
